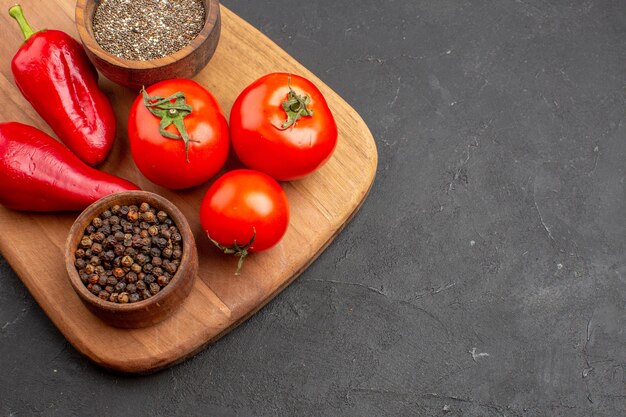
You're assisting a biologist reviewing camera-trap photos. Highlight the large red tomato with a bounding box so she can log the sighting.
[230,73,338,181]
[200,169,290,273]
[128,79,229,189]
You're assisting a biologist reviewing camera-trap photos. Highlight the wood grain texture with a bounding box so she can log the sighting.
[75,0,221,89]
[0,0,377,373]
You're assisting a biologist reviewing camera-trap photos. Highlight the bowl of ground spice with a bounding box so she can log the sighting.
[65,191,198,328]
[75,0,220,89]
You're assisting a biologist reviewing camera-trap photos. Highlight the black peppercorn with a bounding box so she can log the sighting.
[149,283,160,295]
[91,243,103,255]
[114,244,125,256]
[135,253,148,266]
[157,275,170,286]
[131,235,143,248]
[163,261,177,275]
[121,256,134,268]
[142,211,156,223]
[80,236,93,248]
[127,210,139,222]
[75,201,181,304]
[93,232,105,243]
[105,235,117,247]
[157,210,168,222]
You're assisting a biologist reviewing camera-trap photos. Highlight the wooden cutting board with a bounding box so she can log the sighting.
[0,0,377,373]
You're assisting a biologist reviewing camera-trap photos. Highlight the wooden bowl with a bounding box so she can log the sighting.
[65,191,198,328]
[75,0,221,89]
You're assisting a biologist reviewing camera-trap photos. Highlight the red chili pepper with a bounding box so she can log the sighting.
[0,122,139,212]
[9,4,116,167]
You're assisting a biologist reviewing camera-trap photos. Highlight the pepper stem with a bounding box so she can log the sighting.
[9,5,35,41]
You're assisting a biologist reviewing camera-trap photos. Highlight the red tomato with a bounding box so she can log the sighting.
[128,79,229,189]
[230,73,338,181]
[200,169,290,272]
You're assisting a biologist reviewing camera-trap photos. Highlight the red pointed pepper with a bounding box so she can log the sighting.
[9,4,116,166]
[0,122,139,212]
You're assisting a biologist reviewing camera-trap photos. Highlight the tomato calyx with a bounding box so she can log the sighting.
[141,87,197,162]
[279,79,314,130]
[207,227,256,275]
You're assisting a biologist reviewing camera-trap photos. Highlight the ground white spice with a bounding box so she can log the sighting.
[93,0,206,61]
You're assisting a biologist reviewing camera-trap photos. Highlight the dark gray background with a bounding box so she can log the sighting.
[1,0,625,415]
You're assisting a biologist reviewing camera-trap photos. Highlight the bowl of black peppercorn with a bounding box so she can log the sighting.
[65,191,198,328]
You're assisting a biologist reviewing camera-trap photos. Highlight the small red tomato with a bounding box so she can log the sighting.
[200,169,290,273]
[230,73,338,181]
[128,79,229,189]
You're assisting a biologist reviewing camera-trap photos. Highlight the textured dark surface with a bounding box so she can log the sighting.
[1,0,625,415]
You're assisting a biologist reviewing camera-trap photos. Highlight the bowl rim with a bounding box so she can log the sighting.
[65,190,195,313]
[75,0,220,69]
